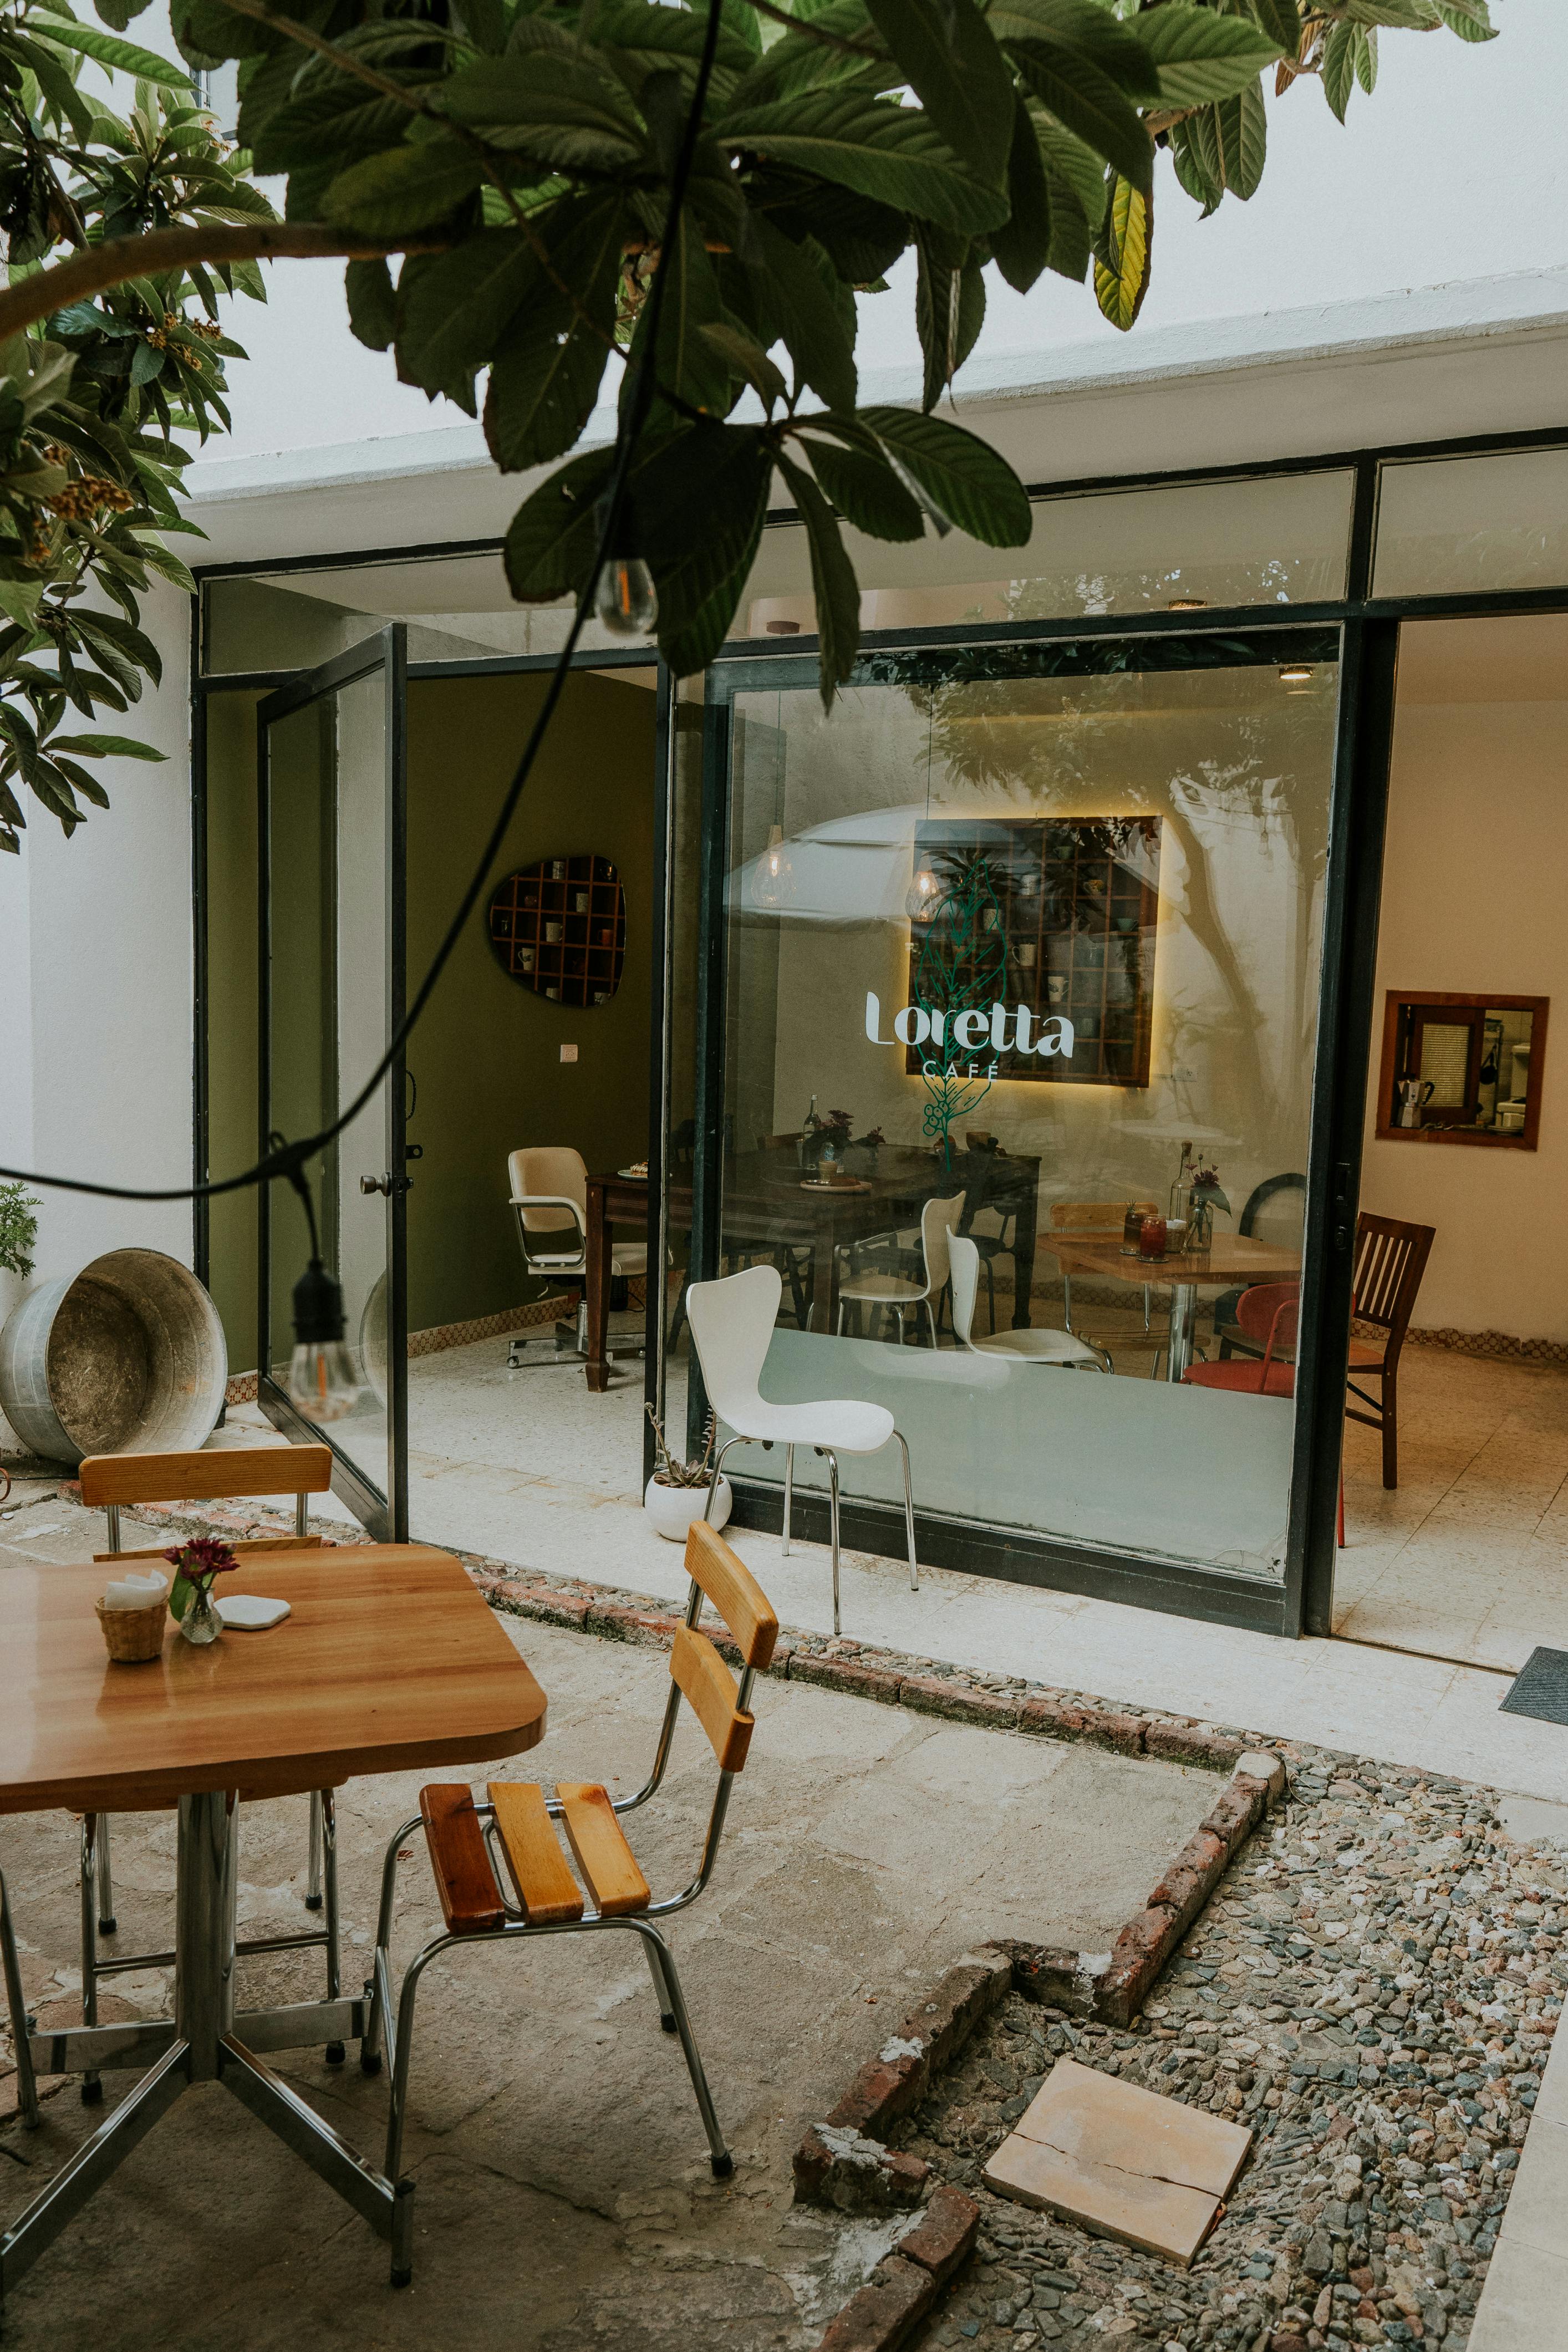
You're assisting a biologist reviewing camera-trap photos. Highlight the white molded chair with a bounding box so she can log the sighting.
[507,1146,648,1367]
[836,1192,964,1348]
[686,1263,918,1637]
[950,1236,1113,1373]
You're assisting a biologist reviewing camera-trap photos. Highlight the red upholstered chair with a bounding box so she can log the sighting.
[1182,1283,1299,1398]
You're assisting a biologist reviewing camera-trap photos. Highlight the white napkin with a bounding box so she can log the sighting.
[102,1567,168,1612]
[216,1594,290,1630]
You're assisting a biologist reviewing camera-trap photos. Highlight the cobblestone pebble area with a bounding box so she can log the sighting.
[893,1757,1567,2352]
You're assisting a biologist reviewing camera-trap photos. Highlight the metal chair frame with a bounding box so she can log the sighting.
[364,1558,769,2272]
[1,1864,39,2132]
[506,1188,646,1369]
[704,1430,917,1640]
[79,1467,343,2106]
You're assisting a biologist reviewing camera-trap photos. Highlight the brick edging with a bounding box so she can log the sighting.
[817,2185,980,2352]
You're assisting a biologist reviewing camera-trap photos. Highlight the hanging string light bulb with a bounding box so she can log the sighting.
[279,1150,359,1424]
[750,823,796,909]
[592,492,658,637]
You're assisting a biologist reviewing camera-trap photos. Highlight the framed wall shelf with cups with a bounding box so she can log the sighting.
[487,853,628,1009]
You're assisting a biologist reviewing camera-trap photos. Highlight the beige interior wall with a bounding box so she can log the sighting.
[732,663,1338,1247]
[1361,618,1568,1341]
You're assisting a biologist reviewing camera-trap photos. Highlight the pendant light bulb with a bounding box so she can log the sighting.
[905,865,940,923]
[750,822,795,910]
[287,1256,359,1424]
[593,555,658,637]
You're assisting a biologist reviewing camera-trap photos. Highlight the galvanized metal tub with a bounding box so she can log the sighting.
[0,1248,227,1466]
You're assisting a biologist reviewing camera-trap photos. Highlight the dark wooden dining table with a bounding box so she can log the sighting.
[583,1147,1041,1387]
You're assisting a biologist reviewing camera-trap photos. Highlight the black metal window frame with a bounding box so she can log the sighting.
[187,419,1568,1633]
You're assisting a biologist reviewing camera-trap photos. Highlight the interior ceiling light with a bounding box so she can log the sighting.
[905,864,940,922]
[750,822,795,910]
[1279,661,1315,686]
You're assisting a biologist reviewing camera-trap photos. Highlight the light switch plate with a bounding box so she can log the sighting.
[560,1043,578,1063]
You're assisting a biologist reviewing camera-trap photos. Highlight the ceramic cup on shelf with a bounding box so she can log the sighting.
[1019,943,1037,970]
[519,948,536,973]
[1047,974,1068,1005]
[544,920,562,943]
[551,859,566,880]
[575,890,589,913]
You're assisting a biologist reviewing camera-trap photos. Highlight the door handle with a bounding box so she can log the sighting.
[360,1174,391,1197]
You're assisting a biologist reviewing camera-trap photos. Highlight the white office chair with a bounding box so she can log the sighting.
[950,1236,1113,1373]
[506,1146,647,1368]
[686,1263,918,1637]
[836,1192,964,1348]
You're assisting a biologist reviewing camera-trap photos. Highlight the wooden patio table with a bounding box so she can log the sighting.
[1048,1231,1302,1382]
[0,1543,547,2298]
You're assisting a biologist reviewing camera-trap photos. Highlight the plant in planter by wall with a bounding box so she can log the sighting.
[646,1402,716,1491]
[0,1182,39,1279]
[644,1402,731,1540]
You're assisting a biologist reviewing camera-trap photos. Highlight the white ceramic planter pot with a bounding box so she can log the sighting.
[644,1473,732,1542]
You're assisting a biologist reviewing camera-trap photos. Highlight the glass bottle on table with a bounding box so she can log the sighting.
[798,1093,821,1170]
[1168,1139,1194,1225]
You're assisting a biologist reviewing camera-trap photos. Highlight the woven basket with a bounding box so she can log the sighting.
[95,1598,167,1663]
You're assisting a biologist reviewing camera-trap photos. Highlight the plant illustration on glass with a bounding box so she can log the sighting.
[911,851,1010,1169]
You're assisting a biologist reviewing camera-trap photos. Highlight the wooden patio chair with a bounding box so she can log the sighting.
[1345,1213,1435,1490]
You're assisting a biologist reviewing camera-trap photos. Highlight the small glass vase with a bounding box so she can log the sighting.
[179,1581,223,1647]
[1183,1193,1214,1255]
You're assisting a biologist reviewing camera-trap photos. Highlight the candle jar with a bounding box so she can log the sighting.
[1138,1213,1166,1260]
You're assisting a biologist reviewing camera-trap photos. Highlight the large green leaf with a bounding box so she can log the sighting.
[1006,45,1153,191]
[1131,7,1284,108]
[35,17,191,84]
[990,91,1055,296]
[864,0,1014,185]
[395,227,541,394]
[252,85,414,176]
[438,52,645,170]
[914,234,985,411]
[726,3,886,106]
[1247,0,1303,49]
[758,177,907,284]
[642,425,772,674]
[1432,0,1498,39]
[795,425,924,542]
[642,215,734,419]
[483,197,627,469]
[1092,175,1150,332]
[504,444,618,601]
[325,141,484,235]
[345,256,397,353]
[49,731,167,760]
[776,452,860,706]
[987,0,1161,98]
[1206,76,1267,196]
[1321,22,1357,120]
[742,215,857,413]
[859,408,1031,547]
[719,88,1011,235]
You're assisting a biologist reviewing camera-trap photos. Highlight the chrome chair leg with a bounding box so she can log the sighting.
[95,1811,116,1936]
[1,1865,38,2129]
[893,1430,918,1594]
[306,1789,324,1912]
[361,1814,419,2076]
[320,1790,344,2062]
[79,1816,102,2105]
[782,1445,793,1556]
[823,1447,842,1637]
[640,1930,678,2032]
[631,1921,731,2177]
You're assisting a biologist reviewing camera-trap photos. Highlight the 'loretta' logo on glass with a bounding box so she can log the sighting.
[864,991,1075,1061]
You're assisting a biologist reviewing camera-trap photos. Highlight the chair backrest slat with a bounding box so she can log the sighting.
[671,1625,755,1774]
[78,1445,333,1509]
[684,1520,778,1668]
[1352,1213,1434,1347]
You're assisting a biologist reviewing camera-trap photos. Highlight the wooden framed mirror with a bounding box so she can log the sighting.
[1376,990,1549,1149]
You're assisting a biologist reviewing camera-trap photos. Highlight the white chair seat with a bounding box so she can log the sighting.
[837,1272,924,1305]
[972,1328,1103,1367]
[725,1394,894,1455]
[610,1245,649,1278]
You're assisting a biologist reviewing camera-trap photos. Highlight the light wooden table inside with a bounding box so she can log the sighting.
[1048,1231,1302,1381]
[0,1543,547,2301]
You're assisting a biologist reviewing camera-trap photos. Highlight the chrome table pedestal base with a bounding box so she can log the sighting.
[0,1790,410,2307]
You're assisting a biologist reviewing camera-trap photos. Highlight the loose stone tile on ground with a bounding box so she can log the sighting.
[894,1754,1567,2351]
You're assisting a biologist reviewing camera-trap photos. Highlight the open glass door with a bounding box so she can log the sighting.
[256,627,409,1539]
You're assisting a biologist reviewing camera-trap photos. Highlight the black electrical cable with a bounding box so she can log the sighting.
[0,0,725,1212]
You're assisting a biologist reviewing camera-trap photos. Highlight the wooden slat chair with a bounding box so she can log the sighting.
[365,1521,778,2268]
[1346,1212,1435,1490]
[74,1443,342,2100]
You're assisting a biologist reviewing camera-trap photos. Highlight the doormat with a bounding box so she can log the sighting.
[1500,1646,1568,1725]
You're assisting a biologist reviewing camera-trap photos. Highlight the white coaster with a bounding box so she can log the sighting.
[216,1594,291,1631]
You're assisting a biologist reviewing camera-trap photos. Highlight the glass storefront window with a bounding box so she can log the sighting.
[702,635,1340,1585]
[202,554,657,676]
[1373,446,1568,599]
[739,471,1355,639]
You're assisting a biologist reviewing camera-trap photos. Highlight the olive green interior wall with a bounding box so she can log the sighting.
[404,671,656,1335]
[205,689,262,1373]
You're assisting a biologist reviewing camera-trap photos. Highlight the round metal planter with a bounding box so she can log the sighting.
[0,1248,227,1466]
